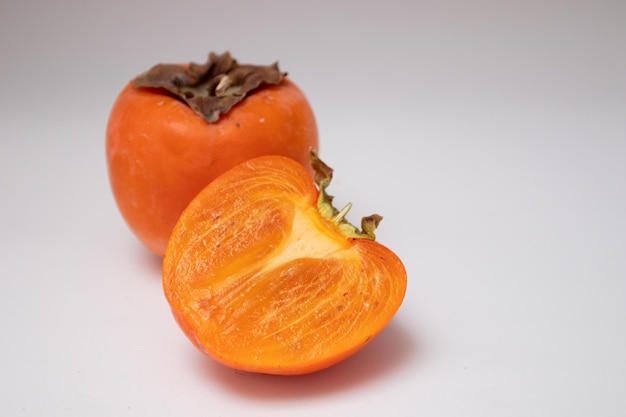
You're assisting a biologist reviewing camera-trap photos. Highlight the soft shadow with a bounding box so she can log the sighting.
[133,241,163,278]
[195,320,419,400]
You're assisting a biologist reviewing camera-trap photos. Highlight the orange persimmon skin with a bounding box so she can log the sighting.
[106,78,318,257]
[162,155,407,375]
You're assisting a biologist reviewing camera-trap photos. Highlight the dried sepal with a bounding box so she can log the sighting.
[134,51,285,123]
[309,148,382,240]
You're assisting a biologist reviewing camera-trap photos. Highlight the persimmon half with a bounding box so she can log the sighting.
[106,52,318,257]
[162,150,407,375]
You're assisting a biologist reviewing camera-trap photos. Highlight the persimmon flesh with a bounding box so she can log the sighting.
[106,52,318,257]
[162,152,407,375]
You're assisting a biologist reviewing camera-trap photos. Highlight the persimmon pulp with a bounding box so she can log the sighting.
[162,154,407,375]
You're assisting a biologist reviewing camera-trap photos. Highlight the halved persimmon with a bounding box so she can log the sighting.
[162,150,407,375]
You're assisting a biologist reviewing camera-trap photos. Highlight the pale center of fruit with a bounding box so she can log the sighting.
[258,205,352,273]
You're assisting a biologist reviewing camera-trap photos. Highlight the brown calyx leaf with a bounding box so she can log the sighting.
[310,148,384,241]
[134,51,285,123]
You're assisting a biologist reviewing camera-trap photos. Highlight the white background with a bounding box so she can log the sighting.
[1,0,625,415]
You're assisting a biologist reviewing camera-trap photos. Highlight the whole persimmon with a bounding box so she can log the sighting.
[163,150,407,375]
[106,52,319,257]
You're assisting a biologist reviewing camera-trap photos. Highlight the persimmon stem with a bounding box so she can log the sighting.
[332,203,353,223]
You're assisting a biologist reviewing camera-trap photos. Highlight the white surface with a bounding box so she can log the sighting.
[1,0,625,415]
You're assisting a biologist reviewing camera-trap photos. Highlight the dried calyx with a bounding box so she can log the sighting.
[310,149,383,240]
[134,51,285,123]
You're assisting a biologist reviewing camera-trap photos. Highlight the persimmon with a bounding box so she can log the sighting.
[106,52,318,257]
[162,150,407,375]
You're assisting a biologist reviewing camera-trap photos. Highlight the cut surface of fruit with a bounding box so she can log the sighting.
[163,154,407,375]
